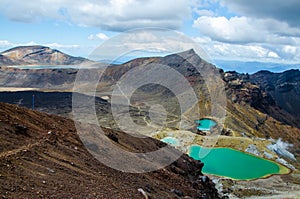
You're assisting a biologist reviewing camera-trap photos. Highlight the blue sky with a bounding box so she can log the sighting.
[1,0,300,69]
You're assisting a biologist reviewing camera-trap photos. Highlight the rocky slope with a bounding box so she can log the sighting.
[220,71,300,166]
[0,46,88,66]
[0,55,15,66]
[223,71,300,129]
[250,69,300,118]
[0,102,219,198]
[0,67,77,89]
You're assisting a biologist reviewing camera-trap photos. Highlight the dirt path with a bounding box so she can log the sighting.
[0,141,41,158]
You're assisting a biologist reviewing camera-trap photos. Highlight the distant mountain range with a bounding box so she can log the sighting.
[1,45,300,74]
[0,45,88,66]
[214,60,300,74]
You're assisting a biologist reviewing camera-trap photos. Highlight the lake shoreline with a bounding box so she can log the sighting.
[189,144,290,180]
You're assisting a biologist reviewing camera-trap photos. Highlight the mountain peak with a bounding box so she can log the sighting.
[1,45,50,54]
[175,48,197,57]
[0,45,87,66]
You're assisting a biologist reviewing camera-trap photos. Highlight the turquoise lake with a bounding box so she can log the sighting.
[161,137,179,145]
[195,119,217,131]
[189,145,281,180]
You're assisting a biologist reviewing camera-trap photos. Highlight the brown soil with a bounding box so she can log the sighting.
[0,102,219,198]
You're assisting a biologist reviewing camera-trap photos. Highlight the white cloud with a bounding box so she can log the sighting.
[21,41,39,46]
[220,0,300,28]
[88,33,109,41]
[192,36,211,43]
[0,0,190,31]
[193,16,300,44]
[192,36,300,63]
[0,40,13,48]
[88,29,210,62]
[11,41,80,50]
[267,51,279,59]
[194,9,215,17]
[282,46,298,55]
[279,45,300,60]
[193,16,261,43]
[45,43,80,49]
[191,13,300,63]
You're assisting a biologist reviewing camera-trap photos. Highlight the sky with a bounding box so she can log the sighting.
[1,0,300,70]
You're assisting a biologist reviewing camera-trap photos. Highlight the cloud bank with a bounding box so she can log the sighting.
[220,0,300,28]
[192,0,300,63]
[0,0,190,31]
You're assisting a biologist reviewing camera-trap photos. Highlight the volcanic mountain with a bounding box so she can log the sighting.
[0,45,88,66]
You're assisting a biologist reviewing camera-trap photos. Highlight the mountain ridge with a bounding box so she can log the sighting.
[0,45,88,66]
[214,59,300,74]
[250,69,300,118]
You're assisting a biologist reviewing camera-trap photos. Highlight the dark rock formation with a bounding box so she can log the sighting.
[250,69,300,118]
[0,67,78,88]
[224,70,300,129]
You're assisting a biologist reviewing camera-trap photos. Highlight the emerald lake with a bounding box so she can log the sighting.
[196,119,217,131]
[189,145,282,180]
[161,137,179,146]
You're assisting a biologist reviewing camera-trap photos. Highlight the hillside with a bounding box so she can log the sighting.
[0,55,15,66]
[0,102,219,198]
[222,71,300,137]
[0,67,78,89]
[0,46,88,66]
[250,69,300,118]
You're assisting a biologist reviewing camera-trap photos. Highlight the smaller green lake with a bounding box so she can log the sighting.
[161,137,179,146]
[195,119,217,131]
[189,145,282,180]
